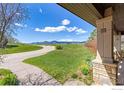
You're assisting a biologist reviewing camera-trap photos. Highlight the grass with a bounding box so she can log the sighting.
[0,44,41,54]
[0,69,18,85]
[24,44,94,84]
[0,69,12,76]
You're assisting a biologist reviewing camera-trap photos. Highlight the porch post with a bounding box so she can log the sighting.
[96,16,113,64]
[92,7,117,85]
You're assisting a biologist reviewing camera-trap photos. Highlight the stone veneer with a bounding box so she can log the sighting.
[92,61,117,85]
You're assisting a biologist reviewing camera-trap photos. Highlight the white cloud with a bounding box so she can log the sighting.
[15,23,27,27]
[15,23,23,27]
[35,26,87,35]
[66,26,78,32]
[76,28,87,35]
[34,19,87,34]
[62,19,70,25]
[16,13,20,15]
[39,8,42,14]
[66,26,87,35]
[59,39,74,42]
[35,26,66,32]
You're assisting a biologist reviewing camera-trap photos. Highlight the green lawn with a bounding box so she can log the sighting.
[24,44,94,83]
[0,44,41,54]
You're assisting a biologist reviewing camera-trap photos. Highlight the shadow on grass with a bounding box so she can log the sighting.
[6,45,19,48]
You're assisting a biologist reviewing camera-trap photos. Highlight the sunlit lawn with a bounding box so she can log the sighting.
[0,44,41,54]
[24,44,94,83]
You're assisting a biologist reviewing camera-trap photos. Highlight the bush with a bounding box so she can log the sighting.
[83,75,93,85]
[81,66,89,75]
[71,73,78,79]
[0,74,18,85]
[0,69,18,85]
[0,69,12,75]
[56,45,63,50]
[79,77,82,80]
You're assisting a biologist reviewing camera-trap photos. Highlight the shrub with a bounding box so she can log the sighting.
[81,66,89,75]
[56,45,63,50]
[83,75,93,85]
[0,74,18,85]
[79,77,82,80]
[0,69,18,85]
[71,73,78,79]
[0,69,12,76]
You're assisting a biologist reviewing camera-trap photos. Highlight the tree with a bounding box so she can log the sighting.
[85,29,97,54]
[88,29,97,41]
[0,3,28,48]
[7,35,20,44]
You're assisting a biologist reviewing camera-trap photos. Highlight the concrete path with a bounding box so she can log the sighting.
[0,45,61,85]
[64,78,85,85]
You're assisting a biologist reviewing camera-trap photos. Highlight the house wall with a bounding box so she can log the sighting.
[114,32,121,53]
[113,31,121,61]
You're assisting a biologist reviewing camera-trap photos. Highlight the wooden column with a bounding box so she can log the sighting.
[92,7,118,85]
[96,16,113,63]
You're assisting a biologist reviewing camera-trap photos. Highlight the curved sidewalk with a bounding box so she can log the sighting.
[0,46,61,85]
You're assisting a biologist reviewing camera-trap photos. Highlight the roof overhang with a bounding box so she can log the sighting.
[58,3,113,27]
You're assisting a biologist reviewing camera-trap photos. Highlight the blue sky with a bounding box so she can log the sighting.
[14,3,96,43]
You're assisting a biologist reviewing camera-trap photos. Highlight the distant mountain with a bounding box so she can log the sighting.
[31,41,86,44]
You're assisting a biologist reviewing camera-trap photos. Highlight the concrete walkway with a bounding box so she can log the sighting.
[0,45,60,85]
[64,78,85,85]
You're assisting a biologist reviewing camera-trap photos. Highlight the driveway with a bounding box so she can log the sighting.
[0,45,60,85]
